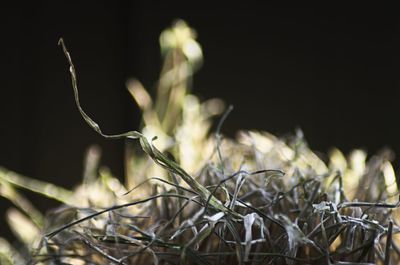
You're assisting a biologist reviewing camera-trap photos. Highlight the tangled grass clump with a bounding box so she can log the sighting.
[1,20,400,265]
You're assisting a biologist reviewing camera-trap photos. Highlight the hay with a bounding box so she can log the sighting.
[1,20,400,265]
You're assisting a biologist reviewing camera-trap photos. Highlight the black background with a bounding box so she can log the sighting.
[1,3,400,240]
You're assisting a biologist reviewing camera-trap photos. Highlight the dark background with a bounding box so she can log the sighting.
[1,3,400,240]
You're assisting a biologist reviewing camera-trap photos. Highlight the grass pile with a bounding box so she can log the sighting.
[1,20,400,265]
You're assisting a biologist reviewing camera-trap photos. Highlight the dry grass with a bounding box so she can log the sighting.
[1,20,400,265]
